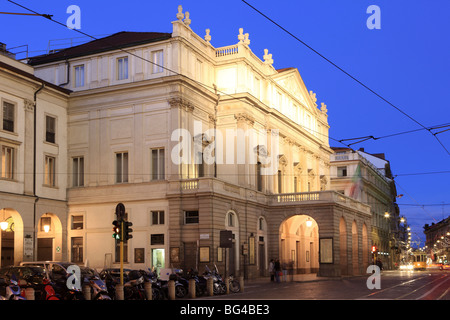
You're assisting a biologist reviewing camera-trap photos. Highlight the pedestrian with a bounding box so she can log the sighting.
[282,261,287,282]
[274,259,281,283]
[269,259,275,282]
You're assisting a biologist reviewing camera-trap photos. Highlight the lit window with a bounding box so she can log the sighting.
[1,146,14,179]
[44,155,56,186]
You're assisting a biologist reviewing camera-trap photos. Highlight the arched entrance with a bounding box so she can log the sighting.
[37,213,63,261]
[0,208,23,267]
[279,215,318,274]
[225,210,239,276]
[339,217,348,275]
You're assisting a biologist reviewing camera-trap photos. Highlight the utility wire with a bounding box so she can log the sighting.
[7,1,449,208]
[241,0,450,156]
[10,0,443,155]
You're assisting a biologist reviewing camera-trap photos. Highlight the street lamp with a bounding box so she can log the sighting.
[306,218,312,228]
[0,209,7,231]
[0,221,8,231]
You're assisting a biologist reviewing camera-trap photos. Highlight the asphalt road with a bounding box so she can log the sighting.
[198,270,450,300]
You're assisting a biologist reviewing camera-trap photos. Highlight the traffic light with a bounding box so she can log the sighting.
[371,245,378,253]
[112,220,121,240]
[123,221,133,241]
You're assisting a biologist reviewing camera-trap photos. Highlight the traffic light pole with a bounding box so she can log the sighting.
[120,220,124,286]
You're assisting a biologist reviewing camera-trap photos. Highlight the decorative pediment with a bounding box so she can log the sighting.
[273,68,321,112]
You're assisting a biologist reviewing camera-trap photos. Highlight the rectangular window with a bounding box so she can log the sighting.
[116,152,128,183]
[185,210,199,224]
[151,234,165,245]
[45,115,56,143]
[2,101,14,132]
[152,50,163,74]
[1,146,14,179]
[117,57,128,80]
[337,166,348,177]
[151,148,165,180]
[151,211,165,225]
[71,237,83,264]
[72,157,84,187]
[74,65,85,87]
[44,155,56,186]
[71,215,83,230]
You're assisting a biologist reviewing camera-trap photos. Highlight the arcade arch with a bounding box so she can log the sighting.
[0,208,23,267]
[279,215,318,274]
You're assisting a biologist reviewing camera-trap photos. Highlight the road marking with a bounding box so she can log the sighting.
[415,275,450,300]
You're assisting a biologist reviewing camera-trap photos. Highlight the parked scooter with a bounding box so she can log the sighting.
[0,275,26,300]
[42,278,60,300]
[123,270,146,300]
[87,275,111,300]
[203,265,226,295]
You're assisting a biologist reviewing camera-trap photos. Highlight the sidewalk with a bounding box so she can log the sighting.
[246,273,329,284]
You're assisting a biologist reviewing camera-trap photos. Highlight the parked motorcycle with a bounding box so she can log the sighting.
[0,275,26,300]
[42,278,60,300]
[123,270,146,300]
[87,274,111,300]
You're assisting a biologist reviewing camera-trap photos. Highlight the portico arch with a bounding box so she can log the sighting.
[0,208,24,267]
[37,212,63,261]
[279,215,318,274]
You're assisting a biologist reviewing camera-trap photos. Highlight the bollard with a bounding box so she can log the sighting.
[207,277,214,296]
[168,280,176,300]
[144,281,152,300]
[189,278,196,299]
[82,284,91,300]
[239,276,244,293]
[115,284,124,300]
[25,287,35,300]
[226,277,230,294]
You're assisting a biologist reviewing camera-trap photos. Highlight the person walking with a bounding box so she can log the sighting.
[269,259,275,282]
[274,259,281,283]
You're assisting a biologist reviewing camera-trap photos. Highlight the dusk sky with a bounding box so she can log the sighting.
[1,0,449,247]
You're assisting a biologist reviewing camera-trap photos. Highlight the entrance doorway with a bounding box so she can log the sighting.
[37,238,53,261]
[152,248,165,277]
[279,215,319,274]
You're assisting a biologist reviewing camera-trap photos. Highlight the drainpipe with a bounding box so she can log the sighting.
[59,60,70,87]
[32,83,45,260]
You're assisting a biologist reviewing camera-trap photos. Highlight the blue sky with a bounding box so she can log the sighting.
[1,0,449,247]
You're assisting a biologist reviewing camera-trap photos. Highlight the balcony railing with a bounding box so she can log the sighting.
[168,178,371,215]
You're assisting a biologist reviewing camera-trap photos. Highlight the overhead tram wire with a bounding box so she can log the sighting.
[241,0,450,156]
[7,1,449,175]
[8,1,450,227]
[7,0,357,151]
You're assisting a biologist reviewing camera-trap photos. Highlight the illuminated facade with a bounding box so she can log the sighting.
[0,50,70,266]
[330,147,401,269]
[2,6,372,278]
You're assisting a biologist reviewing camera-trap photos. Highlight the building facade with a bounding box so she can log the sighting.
[329,147,403,269]
[424,216,450,265]
[0,49,70,266]
[1,6,373,278]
